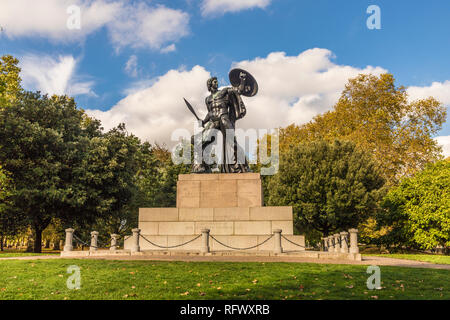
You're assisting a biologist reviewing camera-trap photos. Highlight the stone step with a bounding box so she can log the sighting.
[139,206,293,222]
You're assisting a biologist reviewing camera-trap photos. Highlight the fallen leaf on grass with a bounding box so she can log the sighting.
[180,291,189,296]
[371,296,378,299]
[346,285,354,289]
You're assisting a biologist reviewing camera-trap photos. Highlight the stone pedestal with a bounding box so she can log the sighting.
[125,173,304,252]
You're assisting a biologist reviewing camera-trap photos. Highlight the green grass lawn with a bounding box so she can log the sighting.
[363,254,450,265]
[0,259,448,300]
[0,250,60,258]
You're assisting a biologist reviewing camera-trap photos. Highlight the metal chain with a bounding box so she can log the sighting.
[73,234,95,248]
[140,234,202,249]
[209,234,274,251]
[281,235,306,248]
[73,234,116,249]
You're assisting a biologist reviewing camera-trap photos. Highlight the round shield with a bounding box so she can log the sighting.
[229,68,258,97]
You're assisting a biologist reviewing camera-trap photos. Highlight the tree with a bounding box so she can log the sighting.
[267,140,385,236]
[278,73,446,185]
[0,55,22,107]
[0,91,104,252]
[0,165,26,250]
[82,124,143,243]
[135,143,190,209]
[379,159,450,251]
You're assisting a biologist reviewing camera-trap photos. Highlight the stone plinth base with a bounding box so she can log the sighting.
[60,249,361,261]
[124,173,305,253]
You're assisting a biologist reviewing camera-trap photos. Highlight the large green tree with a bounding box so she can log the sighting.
[81,124,143,244]
[0,91,115,252]
[267,140,385,236]
[379,160,450,251]
[0,165,26,250]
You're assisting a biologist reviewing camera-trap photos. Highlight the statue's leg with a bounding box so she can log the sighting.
[220,116,250,173]
[192,121,215,173]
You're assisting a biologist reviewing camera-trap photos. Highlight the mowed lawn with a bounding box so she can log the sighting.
[363,254,450,265]
[0,259,448,300]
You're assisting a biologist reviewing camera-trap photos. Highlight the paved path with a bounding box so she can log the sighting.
[1,254,449,270]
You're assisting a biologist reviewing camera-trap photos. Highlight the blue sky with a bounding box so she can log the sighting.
[1,0,449,153]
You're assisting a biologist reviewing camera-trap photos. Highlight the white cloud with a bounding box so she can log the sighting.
[20,54,95,96]
[201,0,271,16]
[0,0,189,51]
[107,4,189,52]
[435,136,450,158]
[86,66,211,144]
[233,49,386,131]
[0,0,120,41]
[161,44,177,54]
[86,49,387,146]
[407,80,450,105]
[124,55,138,78]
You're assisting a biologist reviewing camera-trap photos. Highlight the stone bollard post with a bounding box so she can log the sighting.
[201,229,210,253]
[328,236,335,252]
[273,229,283,254]
[64,228,74,252]
[340,231,349,253]
[324,237,329,252]
[131,228,141,253]
[110,234,119,251]
[90,231,99,251]
[349,228,359,254]
[321,237,327,251]
[334,234,341,252]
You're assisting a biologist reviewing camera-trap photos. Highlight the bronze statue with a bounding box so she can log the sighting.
[184,68,258,173]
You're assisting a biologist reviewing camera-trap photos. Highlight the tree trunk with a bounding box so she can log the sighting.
[0,235,3,251]
[33,228,43,253]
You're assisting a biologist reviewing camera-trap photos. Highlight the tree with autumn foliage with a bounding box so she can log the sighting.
[0,55,22,107]
[278,73,446,185]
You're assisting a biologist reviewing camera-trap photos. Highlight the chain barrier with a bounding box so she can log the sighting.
[209,234,274,251]
[280,235,306,248]
[73,233,124,249]
[139,234,202,249]
[73,234,95,248]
